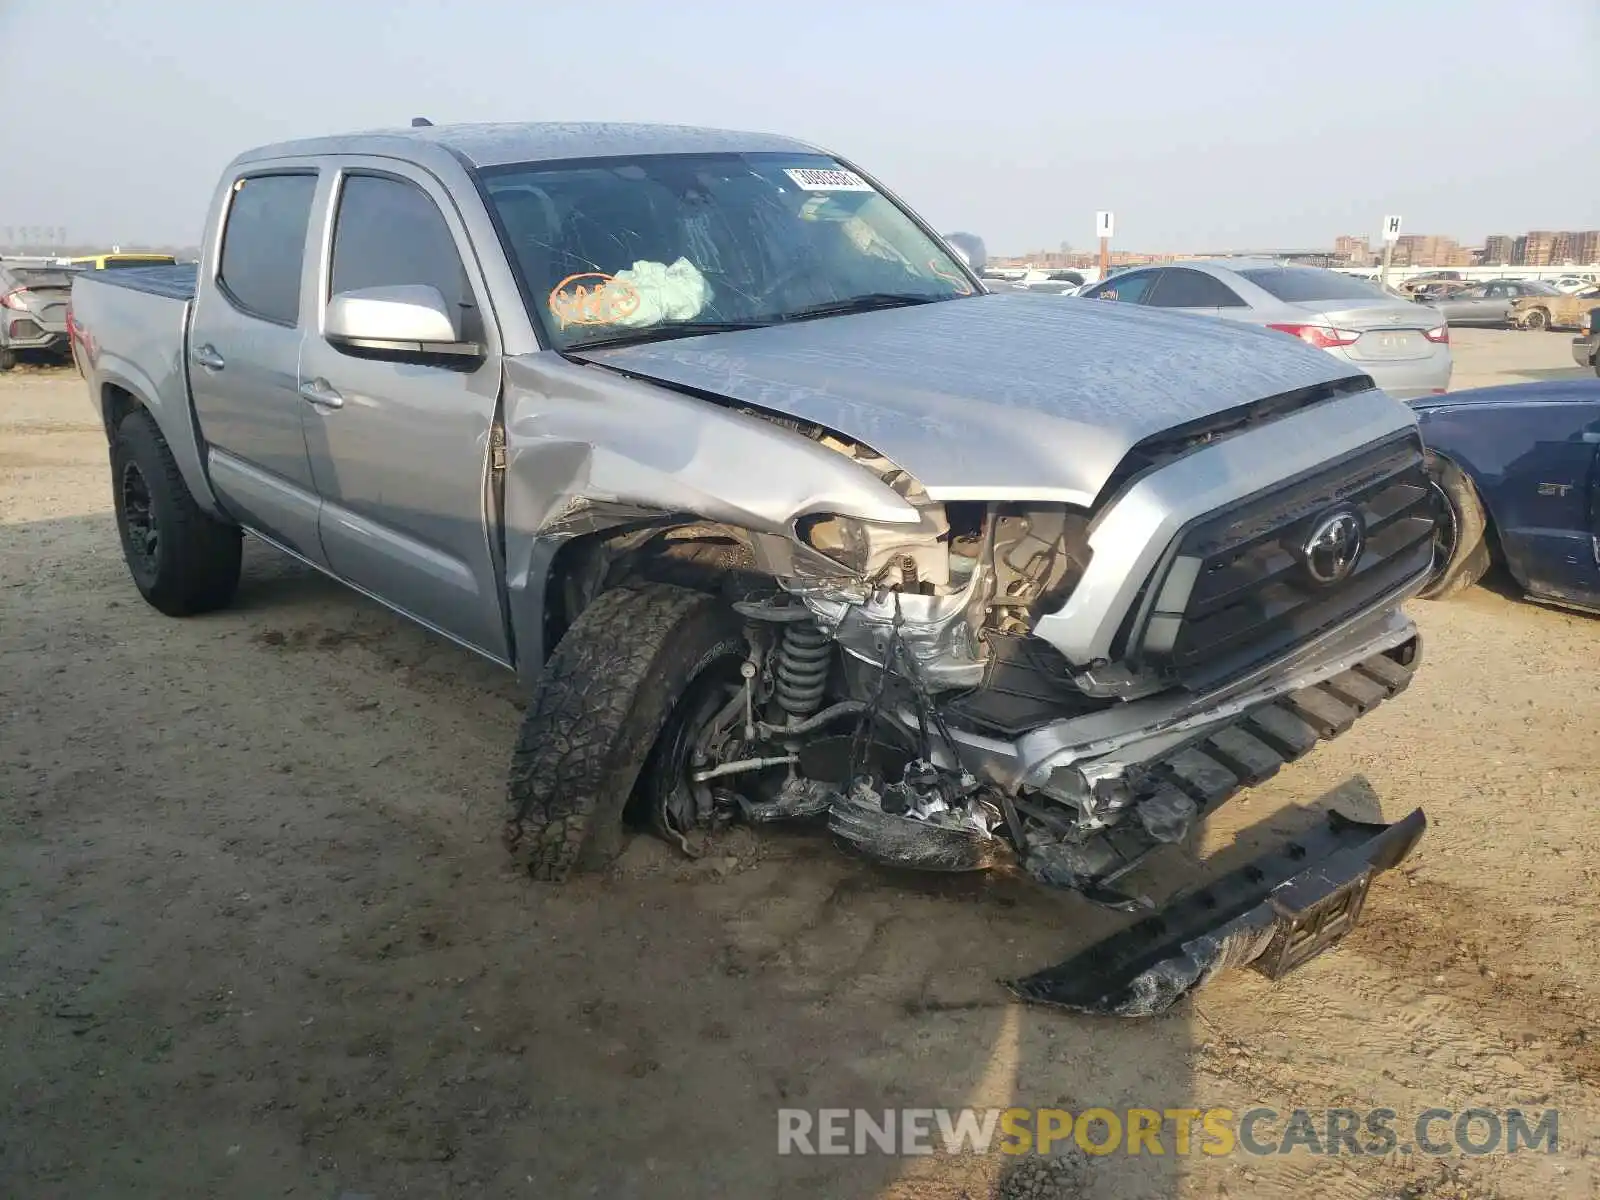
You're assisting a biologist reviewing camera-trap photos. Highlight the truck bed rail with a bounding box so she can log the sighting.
[80,263,198,302]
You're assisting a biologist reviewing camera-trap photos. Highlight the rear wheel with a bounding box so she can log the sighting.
[111,410,242,615]
[504,583,746,881]
[1418,453,1491,600]
[0,348,15,372]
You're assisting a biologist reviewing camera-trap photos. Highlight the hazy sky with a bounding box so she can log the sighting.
[2,0,1595,253]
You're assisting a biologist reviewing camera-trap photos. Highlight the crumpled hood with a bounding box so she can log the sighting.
[574,291,1365,506]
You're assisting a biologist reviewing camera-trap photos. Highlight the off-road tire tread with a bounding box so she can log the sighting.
[504,582,739,882]
[112,410,242,616]
[610,535,769,603]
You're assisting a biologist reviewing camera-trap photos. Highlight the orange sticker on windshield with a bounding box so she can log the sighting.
[929,260,974,296]
[548,273,642,328]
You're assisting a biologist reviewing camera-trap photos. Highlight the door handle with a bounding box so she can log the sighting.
[191,344,226,371]
[298,379,344,410]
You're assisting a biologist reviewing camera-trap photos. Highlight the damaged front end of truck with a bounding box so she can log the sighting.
[498,304,1443,1014]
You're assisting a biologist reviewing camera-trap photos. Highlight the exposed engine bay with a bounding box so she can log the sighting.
[622,423,1426,911]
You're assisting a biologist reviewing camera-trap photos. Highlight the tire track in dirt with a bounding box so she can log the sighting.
[1347,876,1600,1089]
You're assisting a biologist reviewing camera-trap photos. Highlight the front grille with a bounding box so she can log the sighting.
[1134,433,1439,692]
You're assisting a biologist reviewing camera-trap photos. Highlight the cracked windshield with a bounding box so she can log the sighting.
[483,153,977,348]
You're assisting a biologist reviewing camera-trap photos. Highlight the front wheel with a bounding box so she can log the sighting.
[1523,307,1549,331]
[504,583,746,881]
[111,411,242,615]
[0,348,15,372]
[1417,453,1490,600]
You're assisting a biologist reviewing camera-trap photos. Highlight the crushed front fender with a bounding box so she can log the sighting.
[1005,807,1426,1017]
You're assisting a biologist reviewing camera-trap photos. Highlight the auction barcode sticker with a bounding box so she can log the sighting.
[783,167,875,192]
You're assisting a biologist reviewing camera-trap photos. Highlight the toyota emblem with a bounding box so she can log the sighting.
[1302,509,1366,585]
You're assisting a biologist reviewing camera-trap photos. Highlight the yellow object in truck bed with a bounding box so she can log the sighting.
[66,253,178,271]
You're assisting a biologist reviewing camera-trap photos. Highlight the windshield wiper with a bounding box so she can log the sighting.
[778,293,949,322]
[571,320,771,351]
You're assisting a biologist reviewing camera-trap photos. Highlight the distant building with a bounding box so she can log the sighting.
[1389,235,1470,268]
[1334,235,1373,266]
[1482,234,1515,265]
[989,229,1600,273]
[1515,231,1560,266]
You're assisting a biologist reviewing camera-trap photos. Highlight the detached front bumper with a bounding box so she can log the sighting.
[1572,334,1597,369]
[1008,807,1426,1016]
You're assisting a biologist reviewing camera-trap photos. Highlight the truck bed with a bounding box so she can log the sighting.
[70,262,217,520]
[83,263,198,302]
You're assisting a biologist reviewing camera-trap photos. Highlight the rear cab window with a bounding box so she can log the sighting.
[1236,267,1387,303]
[217,172,319,325]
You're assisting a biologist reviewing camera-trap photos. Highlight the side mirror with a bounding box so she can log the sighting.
[325,285,480,360]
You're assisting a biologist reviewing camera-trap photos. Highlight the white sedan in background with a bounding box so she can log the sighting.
[1077,258,1452,399]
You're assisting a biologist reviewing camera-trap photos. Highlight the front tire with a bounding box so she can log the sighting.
[1418,453,1490,600]
[111,410,242,615]
[0,348,15,372]
[1523,307,1549,331]
[504,583,746,881]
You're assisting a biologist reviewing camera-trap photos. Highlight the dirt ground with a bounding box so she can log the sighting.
[3,329,1597,1199]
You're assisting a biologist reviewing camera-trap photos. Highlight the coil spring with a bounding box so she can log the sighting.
[775,621,831,719]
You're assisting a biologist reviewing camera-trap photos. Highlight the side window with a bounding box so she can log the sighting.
[1145,268,1247,308]
[1082,271,1156,304]
[217,173,317,325]
[329,174,476,340]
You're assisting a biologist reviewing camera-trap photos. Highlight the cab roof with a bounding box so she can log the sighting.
[238,121,820,171]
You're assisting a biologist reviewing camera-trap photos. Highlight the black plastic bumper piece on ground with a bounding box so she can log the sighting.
[1005,807,1427,1017]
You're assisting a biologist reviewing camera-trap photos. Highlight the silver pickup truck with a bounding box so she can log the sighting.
[72,123,1440,1013]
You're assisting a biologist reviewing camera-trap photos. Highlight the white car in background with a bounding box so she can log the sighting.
[1551,275,1598,294]
[1078,258,1452,399]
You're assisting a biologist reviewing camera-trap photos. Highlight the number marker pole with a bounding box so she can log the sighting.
[1379,215,1403,290]
[1095,212,1115,284]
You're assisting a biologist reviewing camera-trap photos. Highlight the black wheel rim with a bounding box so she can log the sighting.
[1427,478,1458,581]
[120,459,160,576]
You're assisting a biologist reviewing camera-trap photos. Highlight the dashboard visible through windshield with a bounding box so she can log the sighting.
[479,152,979,349]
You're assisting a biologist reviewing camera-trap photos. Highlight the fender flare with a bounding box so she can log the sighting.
[95,355,226,520]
